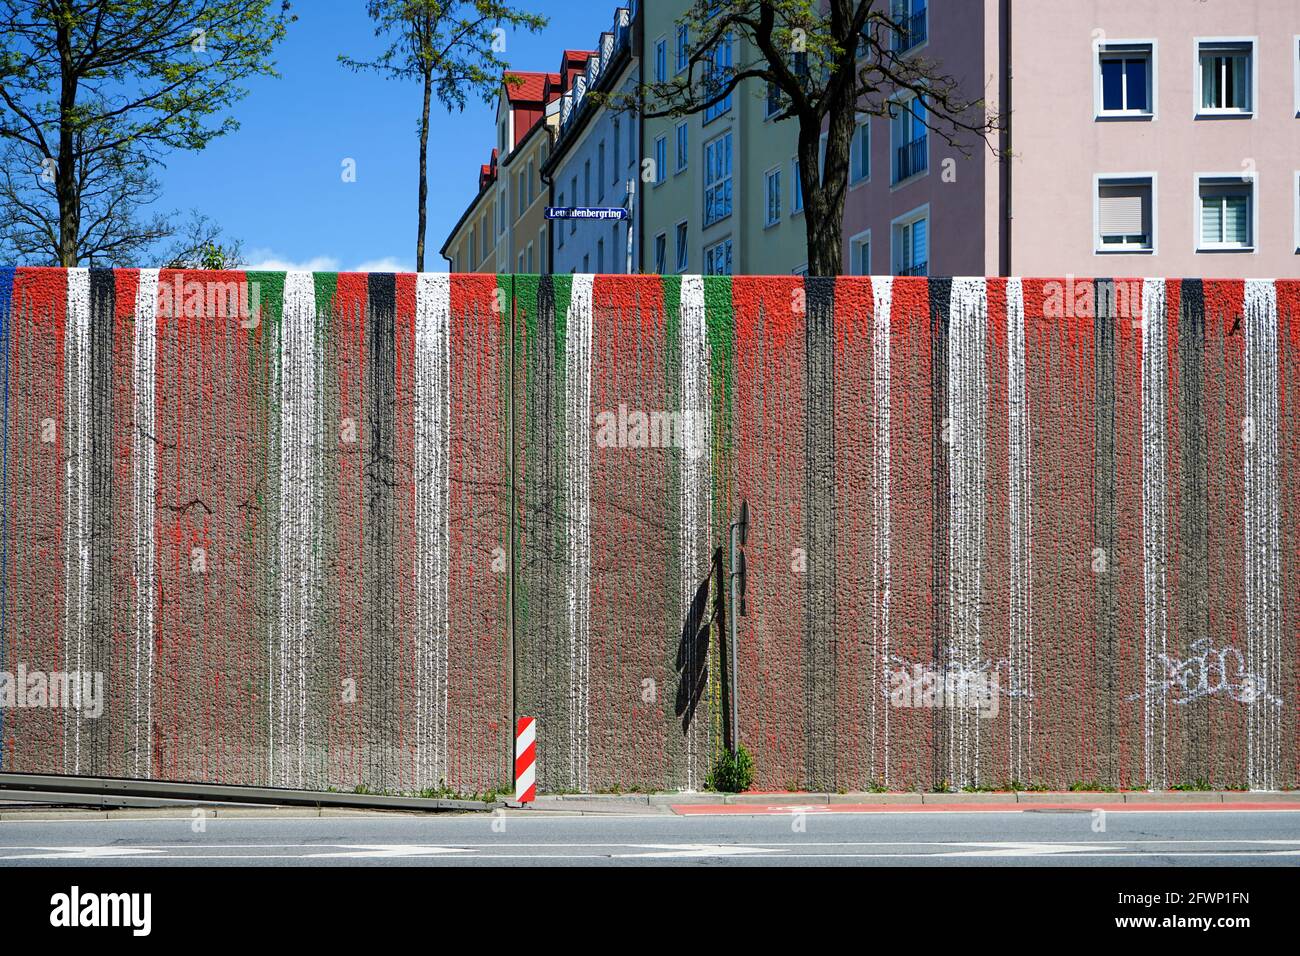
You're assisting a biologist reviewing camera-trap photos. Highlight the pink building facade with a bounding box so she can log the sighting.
[843,0,1300,278]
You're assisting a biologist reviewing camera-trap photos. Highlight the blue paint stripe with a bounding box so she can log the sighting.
[0,267,14,768]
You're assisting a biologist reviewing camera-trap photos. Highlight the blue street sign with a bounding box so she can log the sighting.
[545,206,629,222]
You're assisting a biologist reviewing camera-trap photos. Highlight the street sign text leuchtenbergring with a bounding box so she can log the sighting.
[545,206,628,222]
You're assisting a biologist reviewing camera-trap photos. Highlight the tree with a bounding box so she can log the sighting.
[626,1,1001,276]
[0,0,294,266]
[341,0,547,272]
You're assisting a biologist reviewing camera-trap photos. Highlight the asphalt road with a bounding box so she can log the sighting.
[1,807,1298,866]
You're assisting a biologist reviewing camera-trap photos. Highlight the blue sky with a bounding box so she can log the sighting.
[157,0,593,272]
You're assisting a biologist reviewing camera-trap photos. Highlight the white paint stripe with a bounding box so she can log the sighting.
[516,717,536,755]
[566,274,594,792]
[277,271,318,788]
[64,268,91,775]
[415,273,451,787]
[1140,278,1168,789]
[133,270,159,778]
[871,277,892,786]
[947,278,987,788]
[679,275,710,790]
[1006,278,1032,784]
[1243,279,1281,791]
[515,763,535,799]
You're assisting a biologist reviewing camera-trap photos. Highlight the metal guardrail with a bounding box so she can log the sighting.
[0,772,502,813]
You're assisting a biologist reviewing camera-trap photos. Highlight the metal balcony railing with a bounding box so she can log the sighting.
[895,135,927,182]
[893,7,927,53]
[897,261,929,277]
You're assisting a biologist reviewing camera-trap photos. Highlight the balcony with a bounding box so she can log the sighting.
[895,135,927,182]
[896,261,928,277]
[893,7,927,53]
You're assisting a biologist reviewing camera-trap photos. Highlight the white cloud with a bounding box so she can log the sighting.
[242,249,417,274]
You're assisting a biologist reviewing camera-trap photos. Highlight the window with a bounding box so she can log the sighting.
[1295,170,1300,253]
[1096,41,1154,116]
[654,232,667,274]
[704,33,734,123]
[653,135,667,185]
[891,93,928,184]
[676,25,690,74]
[849,231,871,275]
[518,250,525,273]
[705,238,733,276]
[675,221,688,273]
[676,122,688,173]
[584,159,591,204]
[850,115,870,183]
[892,206,928,276]
[583,254,589,273]
[613,119,620,177]
[765,81,782,119]
[628,116,635,166]
[764,167,782,227]
[597,238,605,273]
[528,160,535,205]
[891,0,927,54]
[518,173,526,217]
[792,157,803,213]
[557,193,565,248]
[704,132,733,226]
[598,142,605,201]
[1197,174,1255,250]
[1197,40,1254,114]
[655,38,667,83]
[539,228,546,272]
[1096,176,1154,252]
[569,177,578,233]
[527,243,534,273]
[470,227,476,263]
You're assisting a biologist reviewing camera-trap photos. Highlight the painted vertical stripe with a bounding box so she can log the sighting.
[871,277,892,785]
[1141,277,1169,789]
[415,272,451,787]
[1243,279,1281,790]
[564,274,593,792]
[132,270,158,777]
[1006,277,1032,784]
[64,268,91,773]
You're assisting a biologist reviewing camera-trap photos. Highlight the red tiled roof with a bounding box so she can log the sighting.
[504,70,554,103]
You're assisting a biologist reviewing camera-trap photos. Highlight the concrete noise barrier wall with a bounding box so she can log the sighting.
[0,268,1296,793]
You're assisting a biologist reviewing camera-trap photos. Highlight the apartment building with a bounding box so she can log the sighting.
[442,149,500,274]
[545,7,640,275]
[844,0,1300,278]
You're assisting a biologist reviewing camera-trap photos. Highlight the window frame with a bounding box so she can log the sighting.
[791,155,804,214]
[890,0,928,57]
[674,220,689,274]
[1093,173,1157,255]
[675,121,689,174]
[654,231,668,274]
[654,37,667,83]
[1195,171,1257,253]
[763,165,782,228]
[703,130,734,228]
[1194,37,1257,118]
[653,135,668,186]
[675,24,690,75]
[704,236,734,276]
[850,113,871,185]
[848,228,872,276]
[889,90,929,187]
[1094,39,1157,120]
[890,203,930,276]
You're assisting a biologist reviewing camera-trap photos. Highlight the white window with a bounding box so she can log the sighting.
[891,93,928,184]
[675,25,690,74]
[1096,175,1155,252]
[653,135,667,185]
[654,232,667,274]
[1197,173,1255,251]
[1196,39,1254,115]
[675,221,688,273]
[892,205,928,276]
[891,0,927,54]
[539,228,546,272]
[764,166,782,227]
[1095,41,1154,117]
[850,115,870,183]
[705,237,733,276]
[655,38,667,83]
[792,156,803,213]
[704,131,733,226]
[704,33,734,123]
[676,122,688,173]
[849,230,871,275]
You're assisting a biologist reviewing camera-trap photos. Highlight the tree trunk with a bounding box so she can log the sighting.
[416,68,432,272]
[55,13,79,267]
[798,84,856,276]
